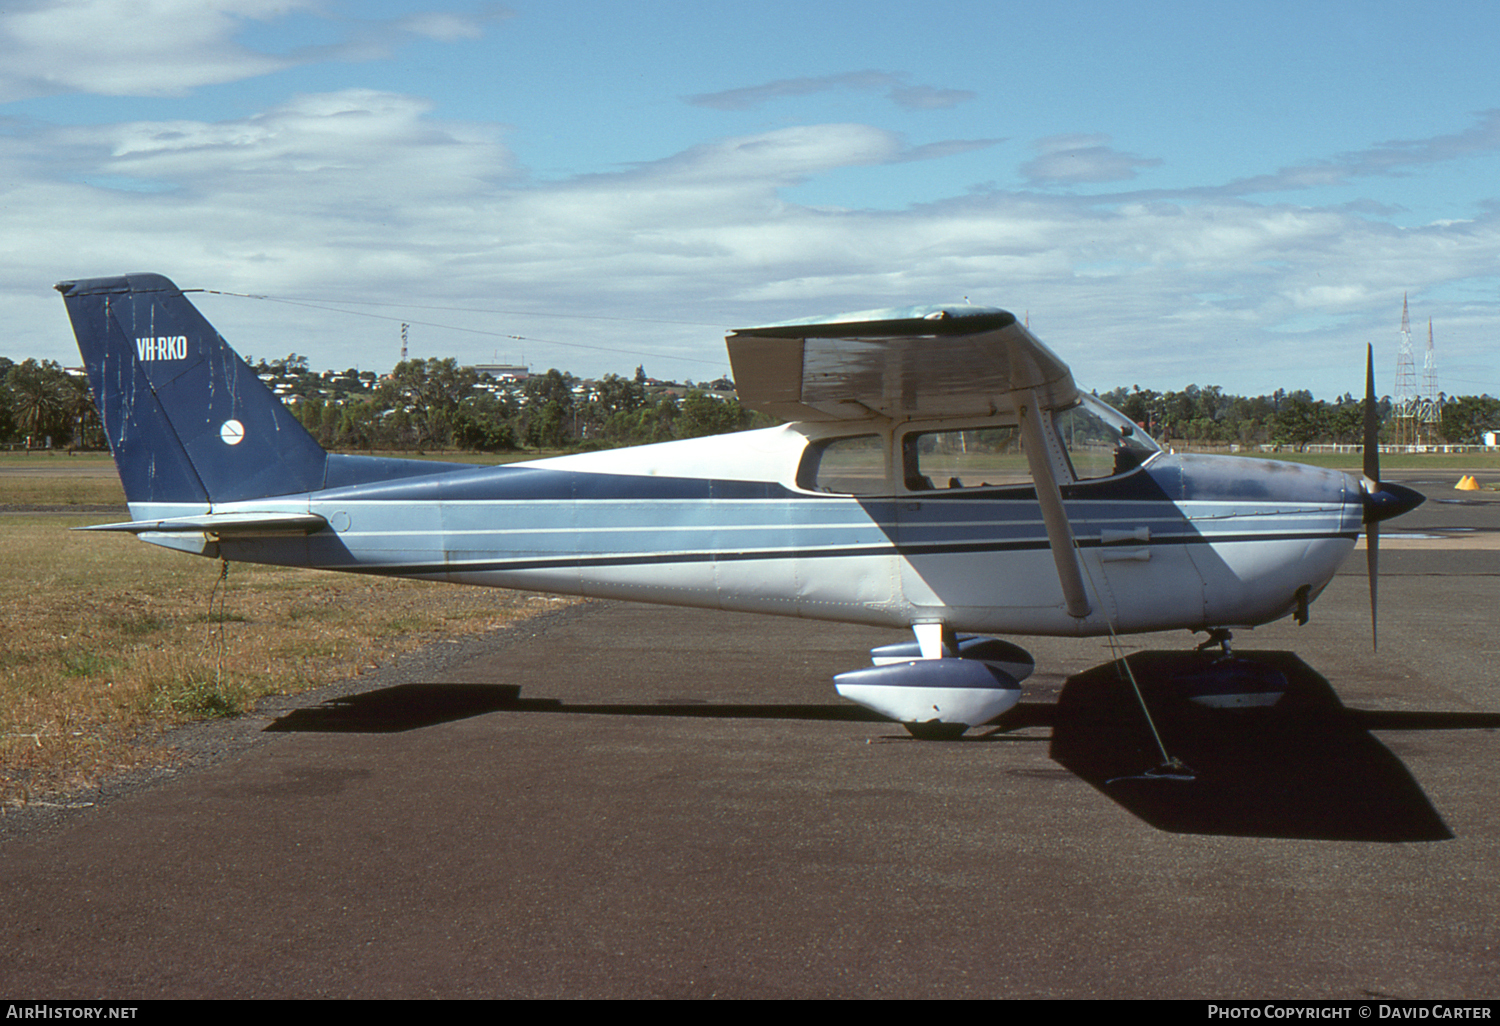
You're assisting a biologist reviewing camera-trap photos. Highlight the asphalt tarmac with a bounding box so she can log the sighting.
[2,472,1498,999]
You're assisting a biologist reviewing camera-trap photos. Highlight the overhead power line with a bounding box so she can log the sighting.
[193,290,731,369]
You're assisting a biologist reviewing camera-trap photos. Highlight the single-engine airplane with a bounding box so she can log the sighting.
[58,273,1423,739]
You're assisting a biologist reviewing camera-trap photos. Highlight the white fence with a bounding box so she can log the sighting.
[1226,443,1500,454]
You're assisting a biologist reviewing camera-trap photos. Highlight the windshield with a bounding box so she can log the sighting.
[1053,394,1161,480]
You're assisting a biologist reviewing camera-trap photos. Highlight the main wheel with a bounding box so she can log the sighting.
[904,721,968,741]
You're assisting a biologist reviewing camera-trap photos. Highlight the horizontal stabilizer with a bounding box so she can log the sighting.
[77,512,328,536]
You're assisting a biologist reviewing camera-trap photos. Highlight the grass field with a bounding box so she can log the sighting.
[0,514,559,812]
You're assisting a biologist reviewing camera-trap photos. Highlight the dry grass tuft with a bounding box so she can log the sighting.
[0,515,555,811]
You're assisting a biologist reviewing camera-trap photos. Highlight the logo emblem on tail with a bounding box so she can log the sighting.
[220,420,245,445]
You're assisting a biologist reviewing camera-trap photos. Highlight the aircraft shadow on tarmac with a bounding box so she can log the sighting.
[263,652,1498,843]
[1042,650,1489,843]
[261,681,888,735]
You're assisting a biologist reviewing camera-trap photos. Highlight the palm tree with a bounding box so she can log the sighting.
[5,360,68,449]
[61,373,104,449]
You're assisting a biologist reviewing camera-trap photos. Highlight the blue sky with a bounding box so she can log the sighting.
[4,0,1499,399]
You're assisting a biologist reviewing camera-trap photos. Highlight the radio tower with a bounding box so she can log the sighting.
[1419,319,1441,443]
[1392,295,1417,447]
[400,322,409,365]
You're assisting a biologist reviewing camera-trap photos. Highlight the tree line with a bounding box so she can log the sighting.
[276,357,765,452]
[2,353,1498,452]
[1097,384,1500,448]
[0,353,765,453]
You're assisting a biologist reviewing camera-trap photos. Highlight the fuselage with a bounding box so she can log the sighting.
[131,415,1363,639]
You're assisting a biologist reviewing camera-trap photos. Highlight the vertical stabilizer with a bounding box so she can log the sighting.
[57,273,328,505]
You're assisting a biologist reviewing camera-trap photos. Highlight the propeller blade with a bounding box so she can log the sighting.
[1364,342,1380,649]
[1363,343,1379,486]
[1356,342,1423,649]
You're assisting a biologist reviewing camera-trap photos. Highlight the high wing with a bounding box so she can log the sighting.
[727,305,1078,423]
[730,304,1092,616]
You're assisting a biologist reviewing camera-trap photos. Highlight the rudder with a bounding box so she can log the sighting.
[57,273,328,506]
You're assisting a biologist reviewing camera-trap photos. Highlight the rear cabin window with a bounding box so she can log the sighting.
[902,427,1030,491]
[799,435,888,494]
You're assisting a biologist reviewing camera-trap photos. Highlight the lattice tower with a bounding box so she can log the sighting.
[1419,319,1441,442]
[1392,294,1418,446]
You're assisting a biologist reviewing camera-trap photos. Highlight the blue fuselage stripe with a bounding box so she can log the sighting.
[314,527,1359,576]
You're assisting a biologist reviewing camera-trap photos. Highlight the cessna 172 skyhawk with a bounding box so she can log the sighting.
[58,273,1422,740]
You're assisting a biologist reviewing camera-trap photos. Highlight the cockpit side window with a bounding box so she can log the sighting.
[797,434,889,494]
[901,426,1030,491]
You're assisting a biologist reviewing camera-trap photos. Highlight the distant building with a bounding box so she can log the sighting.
[472,363,530,382]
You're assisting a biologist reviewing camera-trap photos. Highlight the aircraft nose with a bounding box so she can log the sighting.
[1362,480,1425,524]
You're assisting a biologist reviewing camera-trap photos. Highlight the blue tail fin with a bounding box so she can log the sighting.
[57,273,328,505]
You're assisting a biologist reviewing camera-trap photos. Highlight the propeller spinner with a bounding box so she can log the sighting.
[1360,343,1425,648]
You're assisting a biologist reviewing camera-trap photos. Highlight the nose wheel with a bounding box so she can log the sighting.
[1195,628,1234,657]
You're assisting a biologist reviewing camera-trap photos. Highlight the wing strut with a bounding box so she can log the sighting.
[1018,395,1091,618]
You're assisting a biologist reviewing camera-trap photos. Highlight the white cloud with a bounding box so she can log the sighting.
[395,10,492,43]
[887,84,975,111]
[632,124,905,184]
[1021,134,1164,186]
[0,0,299,99]
[686,71,976,113]
[8,93,1500,397]
[0,0,507,100]
[1197,109,1500,200]
[100,89,507,184]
